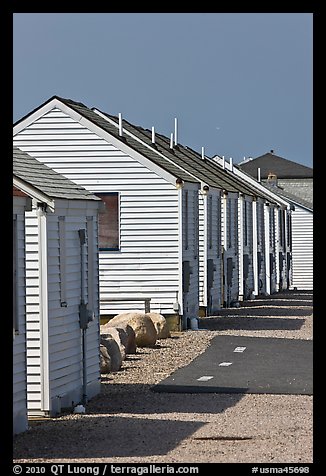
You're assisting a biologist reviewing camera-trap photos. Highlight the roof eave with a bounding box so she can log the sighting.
[13,176,55,212]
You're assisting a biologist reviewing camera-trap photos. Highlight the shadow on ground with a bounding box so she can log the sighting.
[13,386,244,460]
[209,307,311,317]
[199,317,306,331]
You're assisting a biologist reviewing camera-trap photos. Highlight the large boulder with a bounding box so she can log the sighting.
[99,344,111,373]
[109,312,157,347]
[146,312,171,339]
[100,325,126,360]
[100,334,122,371]
[102,322,136,354]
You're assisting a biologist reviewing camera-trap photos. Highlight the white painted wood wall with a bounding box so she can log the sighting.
[181,187,200,328]
[13,107,197,319]
[291,206,313,290]
[13,196,29,434]
[221,192,240,306]
[24,199,100,416]
[198,189,222,314]
[238,196,255,300]
[256,200,267,295]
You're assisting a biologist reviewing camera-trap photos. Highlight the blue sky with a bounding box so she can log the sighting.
[13,13,313,167]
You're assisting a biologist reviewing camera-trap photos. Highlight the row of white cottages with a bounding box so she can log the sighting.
[13,96,302,434]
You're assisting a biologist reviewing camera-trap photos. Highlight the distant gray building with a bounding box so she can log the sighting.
[239,152,313,290]
[238,151,313,206]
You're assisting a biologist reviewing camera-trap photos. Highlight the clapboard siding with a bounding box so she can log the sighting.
[46,207,100,403]
[198,193,205,306]
[204,190,222,313]
[14,108,179,315]
[256,200,267,295]
[291,207,313,290]
[229,194,239,303]
[23,198,99,416]
[14,108,181,315]
[221,192,239,305]
[24,210,42,410]
[269,205,278,293]
[13,198,28,434]
[243,198,254,298]
[182,188,199,323]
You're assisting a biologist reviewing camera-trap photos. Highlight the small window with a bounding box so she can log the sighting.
[96,193,120,250]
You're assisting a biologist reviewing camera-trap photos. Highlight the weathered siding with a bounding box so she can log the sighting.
[291,207,313,290]
[14,108,180,315]
[277,178,313,205]
[13,198,28,434]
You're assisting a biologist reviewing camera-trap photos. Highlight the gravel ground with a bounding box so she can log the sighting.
[13,291,313,464]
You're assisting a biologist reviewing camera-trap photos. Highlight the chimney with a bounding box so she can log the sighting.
[267,171,278,187]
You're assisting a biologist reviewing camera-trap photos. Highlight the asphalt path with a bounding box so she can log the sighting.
[152,335,312,395]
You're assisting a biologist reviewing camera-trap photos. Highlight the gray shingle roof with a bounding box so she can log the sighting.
[29,96,264,195]
[13,146,100,201]
[56,97,197,184]
[93,110,267,198]
[239,153,313,179]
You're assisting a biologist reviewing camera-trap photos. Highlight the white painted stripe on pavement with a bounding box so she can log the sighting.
[197,376,214,381]
[219,362,233,367]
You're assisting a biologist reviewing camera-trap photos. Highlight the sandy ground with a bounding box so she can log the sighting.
[13,291,313,464]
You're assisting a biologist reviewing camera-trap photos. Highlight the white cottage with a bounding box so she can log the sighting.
[212,156,293,296]
[13,97,201,330]
[264,184,312,291]
[290,202,313,290]
[92,111,264,312]
[13,146,101,417]
[13,187,32,434]
[238,153,312,291]
[90,110,226,316]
